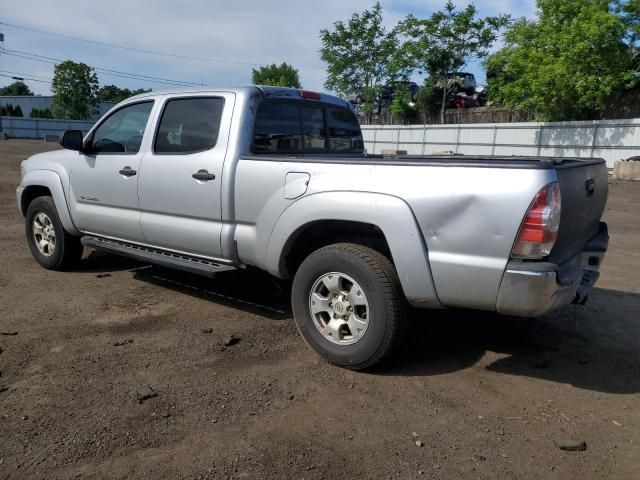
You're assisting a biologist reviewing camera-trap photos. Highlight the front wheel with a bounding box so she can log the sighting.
[291,243,408,370]
[25,196,83,270]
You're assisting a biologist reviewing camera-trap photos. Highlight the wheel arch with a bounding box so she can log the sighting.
[265,191,441,308]
[282,219,392,277]
[19,170,79,235]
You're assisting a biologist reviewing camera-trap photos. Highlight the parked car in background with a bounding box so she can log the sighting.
[438,72,477,95]
[346,81,419,116]
[446,93,479,109]
[17,86,609,370]
[379,81,420,104]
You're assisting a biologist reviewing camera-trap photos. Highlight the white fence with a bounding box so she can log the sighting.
[1,116,95,140]
[362,118,640,168]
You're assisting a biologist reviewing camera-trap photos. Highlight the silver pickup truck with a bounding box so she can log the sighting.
[16,86,609,369]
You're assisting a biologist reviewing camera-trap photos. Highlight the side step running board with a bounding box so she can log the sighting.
[81,236,237,277]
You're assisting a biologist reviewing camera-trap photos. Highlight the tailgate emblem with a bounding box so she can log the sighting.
[585,179,595,196]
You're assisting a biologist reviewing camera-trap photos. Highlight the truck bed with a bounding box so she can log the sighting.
[238,153,608,308]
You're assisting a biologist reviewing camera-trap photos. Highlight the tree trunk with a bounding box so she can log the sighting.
[440,82,447,125]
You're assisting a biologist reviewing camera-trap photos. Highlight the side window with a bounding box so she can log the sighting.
[327,108,364,152]
[155,97,225,154]
[91,101,153,154]
[301,107,326,152]
[253,102,302,153]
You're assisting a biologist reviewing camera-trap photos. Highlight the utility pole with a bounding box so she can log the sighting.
[0,27,4,137]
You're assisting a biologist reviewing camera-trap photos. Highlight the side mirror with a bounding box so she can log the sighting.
[59,130,84,152]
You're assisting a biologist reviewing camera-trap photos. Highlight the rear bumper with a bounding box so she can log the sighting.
[496,222,608,317]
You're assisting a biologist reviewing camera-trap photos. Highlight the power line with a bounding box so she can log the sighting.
[1,48,204,87]
[0,72,51,84]
[2,49,197,87]
[0,69,50,80]
[0,20,325,69]
[4,49,203,85]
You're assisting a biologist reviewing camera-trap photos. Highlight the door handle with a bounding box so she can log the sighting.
[119,166,137,177]
[192,169,216,181]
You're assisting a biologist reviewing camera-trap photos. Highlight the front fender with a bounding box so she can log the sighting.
[19,169,79,235]
[266,191,441,307]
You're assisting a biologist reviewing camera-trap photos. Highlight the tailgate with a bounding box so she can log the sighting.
[550,159,608,265]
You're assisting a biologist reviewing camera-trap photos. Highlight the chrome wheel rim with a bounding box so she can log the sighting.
[309,272,370,345]
[32,212,56,257]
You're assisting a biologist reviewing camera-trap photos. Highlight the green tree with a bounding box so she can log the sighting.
[399,1,509,123]
[51,60,99,119]
[389,83,418,123]
[251,63,302,88]
[415,77,445,121]
[97,84,151,104]
[0,104,24,117]
[487,0,635,121]
[30,107,53,119]
[614,0,640,80]
[320,2,405,123]
[617,0,640,46]
[0,81,34,96]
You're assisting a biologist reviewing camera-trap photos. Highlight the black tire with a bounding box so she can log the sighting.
[291,243,408,370]
[25,196,83,270]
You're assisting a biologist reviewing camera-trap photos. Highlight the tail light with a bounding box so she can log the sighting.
[511,182,561,259]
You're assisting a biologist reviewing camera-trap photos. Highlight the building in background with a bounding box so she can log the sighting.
[0,96,115,120]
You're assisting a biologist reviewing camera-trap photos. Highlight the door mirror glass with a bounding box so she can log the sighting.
[59,130,84,151]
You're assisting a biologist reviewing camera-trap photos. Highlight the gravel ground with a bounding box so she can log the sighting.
[1,139,639,480]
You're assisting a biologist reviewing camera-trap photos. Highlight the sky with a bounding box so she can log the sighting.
[0,0,536,96]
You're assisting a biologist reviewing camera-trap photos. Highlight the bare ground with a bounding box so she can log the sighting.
[1,140,639,480]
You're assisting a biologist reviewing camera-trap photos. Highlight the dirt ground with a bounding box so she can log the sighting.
[0,140,639,480]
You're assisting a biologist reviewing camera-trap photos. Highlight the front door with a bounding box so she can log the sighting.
[138,93,234,258]
[69,100,156,242]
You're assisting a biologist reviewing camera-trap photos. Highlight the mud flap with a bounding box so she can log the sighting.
[574,269,600,305]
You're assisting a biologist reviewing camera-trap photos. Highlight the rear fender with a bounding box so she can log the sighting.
[266,191,441,307]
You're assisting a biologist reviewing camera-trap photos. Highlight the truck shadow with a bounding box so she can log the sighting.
[77,250,143,273]
[382,287,640,394]
[131,264,292,320]
[90,252,639,395]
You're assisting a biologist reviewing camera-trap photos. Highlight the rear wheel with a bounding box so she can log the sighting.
[291,243,407,370]
[25,196,83,270]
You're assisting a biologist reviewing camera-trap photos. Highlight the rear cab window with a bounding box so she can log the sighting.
[252,102,302,154]
[327,108,363,152]
[252,100,363,154]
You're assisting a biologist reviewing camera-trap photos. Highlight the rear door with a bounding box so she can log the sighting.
[69,100,155,242]
[137,93,234,258]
